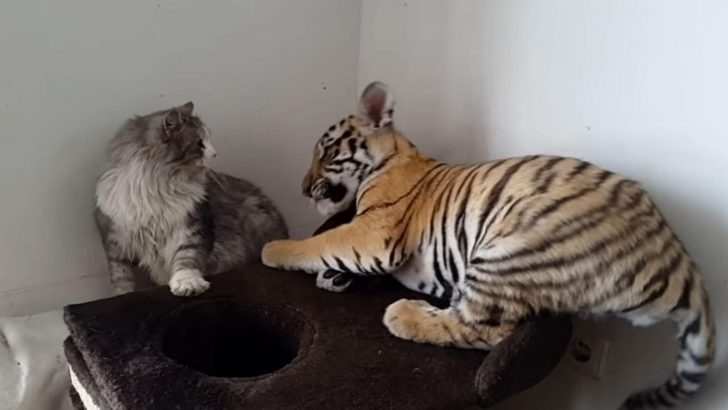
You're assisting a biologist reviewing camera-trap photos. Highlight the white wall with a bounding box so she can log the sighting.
[2,1,726,407]
[359,1,727,409]
[0,0,361,316]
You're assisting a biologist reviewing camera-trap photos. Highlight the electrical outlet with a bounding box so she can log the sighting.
[564,332,610,380]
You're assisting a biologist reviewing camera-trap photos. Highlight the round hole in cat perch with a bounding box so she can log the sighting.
[162,303,308,378]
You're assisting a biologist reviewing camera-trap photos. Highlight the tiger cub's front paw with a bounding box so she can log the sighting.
[261,239,317,273]
[261,239,293,269]
[316,270,353,293]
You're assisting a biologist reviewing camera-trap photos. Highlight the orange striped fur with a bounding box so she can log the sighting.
[262,82,716,409]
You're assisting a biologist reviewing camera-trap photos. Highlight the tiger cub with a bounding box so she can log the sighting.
[262,82,716,409]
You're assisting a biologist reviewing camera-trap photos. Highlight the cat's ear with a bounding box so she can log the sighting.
[161,102,194,142]
[178,101,194,115]
[358,82,394,128]
[162,108,184,142]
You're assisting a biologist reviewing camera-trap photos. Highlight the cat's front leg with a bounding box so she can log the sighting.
[167,231,211,297]
[96,212,137,295]
[101,238,135,295]
[169,268,209,296]
[109,259,136,295]
[262,217,403,275]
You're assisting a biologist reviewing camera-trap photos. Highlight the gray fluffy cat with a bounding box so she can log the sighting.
[95,102,288,296]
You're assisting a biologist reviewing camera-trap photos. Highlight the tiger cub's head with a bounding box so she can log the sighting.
[302,81,395,216]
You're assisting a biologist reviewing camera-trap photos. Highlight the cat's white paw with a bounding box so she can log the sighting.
[169,269,210,296]
[316,270,353,293]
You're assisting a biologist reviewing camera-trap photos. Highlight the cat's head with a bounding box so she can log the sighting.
[115,102,216,174]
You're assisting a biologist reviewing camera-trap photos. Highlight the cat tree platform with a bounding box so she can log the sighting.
[63,265,571,410]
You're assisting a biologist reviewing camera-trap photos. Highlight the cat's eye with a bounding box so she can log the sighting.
[197,139,205,150]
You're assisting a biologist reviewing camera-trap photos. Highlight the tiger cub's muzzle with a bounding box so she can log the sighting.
[309,178,348,203]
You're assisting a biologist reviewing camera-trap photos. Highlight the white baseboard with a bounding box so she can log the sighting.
[0,275,111,317]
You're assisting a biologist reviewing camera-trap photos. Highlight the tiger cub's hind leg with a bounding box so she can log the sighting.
[383,298,519,350]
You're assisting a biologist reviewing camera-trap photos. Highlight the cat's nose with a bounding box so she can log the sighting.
[204,141,217,158]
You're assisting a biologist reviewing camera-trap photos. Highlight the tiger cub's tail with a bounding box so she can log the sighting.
[620,284,716,409]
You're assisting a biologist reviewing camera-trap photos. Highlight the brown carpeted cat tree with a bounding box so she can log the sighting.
[64,210,572,410]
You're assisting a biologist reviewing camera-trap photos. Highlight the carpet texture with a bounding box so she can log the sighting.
[64,211,572,409]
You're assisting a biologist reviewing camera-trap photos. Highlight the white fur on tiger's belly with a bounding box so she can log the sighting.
[392,250,455,299]
[169,269,210,296]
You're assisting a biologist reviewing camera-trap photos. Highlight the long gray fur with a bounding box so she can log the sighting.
[94,102,288,296]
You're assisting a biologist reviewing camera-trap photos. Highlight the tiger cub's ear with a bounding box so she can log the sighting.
[358,81,395,128]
